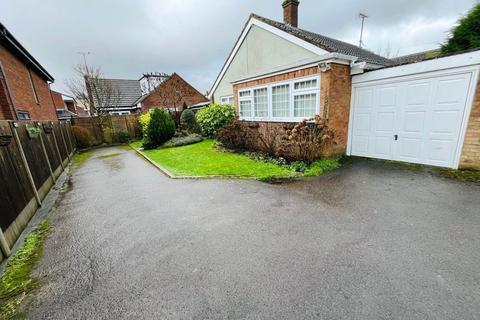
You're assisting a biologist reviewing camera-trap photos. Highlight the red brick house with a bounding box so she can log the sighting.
[209,0,480,169]
[137,73,209,112]
[0,22,58,120]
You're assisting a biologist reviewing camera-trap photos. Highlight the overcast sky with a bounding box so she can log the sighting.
[1,0,477,94]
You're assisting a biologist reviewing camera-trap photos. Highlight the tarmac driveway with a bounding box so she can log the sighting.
[26,147,480,319]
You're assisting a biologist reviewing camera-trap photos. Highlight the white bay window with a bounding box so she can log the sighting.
[238,75,320,121]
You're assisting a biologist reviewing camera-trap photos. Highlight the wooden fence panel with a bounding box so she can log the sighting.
[53,122,68,161]
[72,115,141,146]
[14,122,51,190]
[0,119,75,258]
[0,122,33,230]
[40,121,61,171]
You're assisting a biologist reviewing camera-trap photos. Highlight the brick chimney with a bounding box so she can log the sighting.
[282,0,299,27]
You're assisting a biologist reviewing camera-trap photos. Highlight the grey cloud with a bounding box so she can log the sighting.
[1,0,477,94]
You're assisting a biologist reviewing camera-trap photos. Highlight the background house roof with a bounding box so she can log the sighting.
[96,78,142,108]
[390,49,442,65]
[0,21,54,82]
[251,14,393,67]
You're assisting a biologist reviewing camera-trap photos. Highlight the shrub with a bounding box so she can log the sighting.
[103,127,113,144]
[116,130,130,143]
[138,112,151,138]
[143,108,176,149]
[196,103,235,137]
[72,126,93,148]
[278,116,335,164]
[180,109,197,131]
[216,119,248,150]
[163,134,203,148]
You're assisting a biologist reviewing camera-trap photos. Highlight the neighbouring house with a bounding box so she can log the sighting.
[0,21,58,120]
[136,73,210,112]
[51,90,84,120]
[89,73,208,115]
[90,78,143,115]
[63,94,90,117]
[209,0,480,169]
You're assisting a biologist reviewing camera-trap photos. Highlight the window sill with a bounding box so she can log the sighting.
[239,117,316,123]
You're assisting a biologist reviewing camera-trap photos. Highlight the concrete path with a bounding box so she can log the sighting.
[26,146,480,319]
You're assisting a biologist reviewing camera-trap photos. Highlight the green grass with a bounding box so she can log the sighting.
[0,221,51,319]
[142,140,296,180]
[129,140,143,150]
[304,158,341,177]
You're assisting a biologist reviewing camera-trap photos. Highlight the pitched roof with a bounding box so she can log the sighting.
[251,14,393,66]
[97,78,142,107]
[209,14,393,98]
[390,49,442,66]
[0,21,54,81]
[135,73,209,107]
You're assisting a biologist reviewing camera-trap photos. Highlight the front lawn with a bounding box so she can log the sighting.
[139,140,296,180]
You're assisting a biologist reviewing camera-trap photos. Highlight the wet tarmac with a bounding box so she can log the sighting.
[25,146,480,319]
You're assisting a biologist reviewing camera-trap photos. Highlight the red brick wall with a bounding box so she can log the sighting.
[0,75,15,120]
[460,79,480,169]
[141,73,209,112]
[50,91,65,110]
[233,64,352,156]
[0,44,57,120]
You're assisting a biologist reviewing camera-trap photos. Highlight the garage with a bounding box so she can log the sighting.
[347,54,480,169]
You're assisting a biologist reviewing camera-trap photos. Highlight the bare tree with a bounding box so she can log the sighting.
[66,64,121,126]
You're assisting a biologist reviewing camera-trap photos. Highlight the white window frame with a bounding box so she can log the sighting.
[220,95,234,106]
[238,75,320,122]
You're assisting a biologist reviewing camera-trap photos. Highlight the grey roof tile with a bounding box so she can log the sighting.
[97,78,142,108]
[252,14,393,66]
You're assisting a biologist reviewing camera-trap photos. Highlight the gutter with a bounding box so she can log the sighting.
[0,24,54,82]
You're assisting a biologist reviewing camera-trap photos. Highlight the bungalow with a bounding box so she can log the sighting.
[136,73,210,113]
[0,21,58,120]
[90,73,209,115]
[209,0,480,169]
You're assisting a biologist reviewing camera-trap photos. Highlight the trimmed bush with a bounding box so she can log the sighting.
[143,108,176,149]
[72,126,93,148]
[180,109,197,131]
[163,134,203,148]
[196,103,235,137]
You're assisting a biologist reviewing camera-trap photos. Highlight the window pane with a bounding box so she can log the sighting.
[228,97,234,105]
[272,84,290,117]
[239,91,251,98]
[253,88,268,117]
[294,79,317,90]
[294,94,317,117]
[239,100,252,117]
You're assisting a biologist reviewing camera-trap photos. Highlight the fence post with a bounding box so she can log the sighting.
[51,122,65,170]
[0,228,11,257]
[10,122,41,206]
[37,122,55,183]
[63,121,74,156]
[58,122,71,161]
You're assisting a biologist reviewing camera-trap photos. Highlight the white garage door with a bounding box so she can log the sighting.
[349,70,476,168]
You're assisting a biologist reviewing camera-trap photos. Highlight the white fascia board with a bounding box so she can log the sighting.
[208,16,330,99]
[353,50,480,84]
